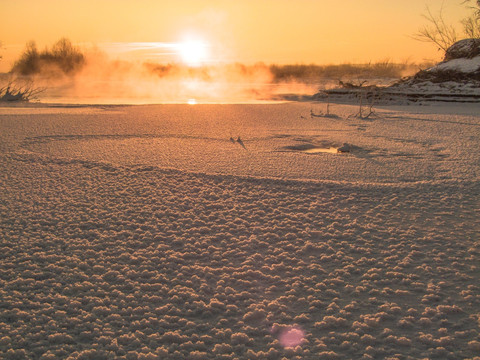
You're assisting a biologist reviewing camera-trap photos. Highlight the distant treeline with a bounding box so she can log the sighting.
[145,61,433,82]
[11,38,85,76]
[268,61,432,82]
[10,38,433,82]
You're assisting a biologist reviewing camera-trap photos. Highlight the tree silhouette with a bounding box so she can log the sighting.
[12,38,85,76]
[414,5,458,53]
[462,0,480,38]
[415,1,480,55]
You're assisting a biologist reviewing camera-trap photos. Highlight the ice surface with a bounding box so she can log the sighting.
[9,103,480,184]
[0,102,479,359]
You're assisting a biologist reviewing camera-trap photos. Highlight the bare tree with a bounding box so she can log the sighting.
[462,0,480,38]
[462,16,480,38]
[414,5,458,53]
[415,1,480,55]
[463,0,480,17]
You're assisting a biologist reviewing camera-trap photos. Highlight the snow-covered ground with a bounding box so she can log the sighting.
[321,39,480,103]
[0,102,479,359]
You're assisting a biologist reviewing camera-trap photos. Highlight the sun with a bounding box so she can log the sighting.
[178,40,209,67]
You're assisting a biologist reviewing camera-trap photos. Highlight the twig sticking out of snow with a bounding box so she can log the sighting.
[348,88,380,120]
[309,95,341,119]
[228,135,247,150]
[236,136,247,150]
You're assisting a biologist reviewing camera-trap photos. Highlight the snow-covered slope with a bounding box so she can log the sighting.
[430,56,480,73]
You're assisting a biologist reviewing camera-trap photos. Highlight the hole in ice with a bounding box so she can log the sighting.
[303,147,339,154]
[282,143,344,154]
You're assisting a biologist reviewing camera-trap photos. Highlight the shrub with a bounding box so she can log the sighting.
[0,78,43,102]
[12,38,85,76]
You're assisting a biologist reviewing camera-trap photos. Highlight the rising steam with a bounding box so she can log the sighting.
[31,51,283,104]
[9,40,424,104]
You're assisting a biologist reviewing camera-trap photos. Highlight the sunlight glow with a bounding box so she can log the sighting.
[178,40,209,67]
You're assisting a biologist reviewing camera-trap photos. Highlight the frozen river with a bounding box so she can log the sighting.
[0,102,479,359]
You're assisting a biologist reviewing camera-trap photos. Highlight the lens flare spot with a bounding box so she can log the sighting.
[278,326,305,348]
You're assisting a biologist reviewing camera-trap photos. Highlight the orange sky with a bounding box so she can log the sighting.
[0,0,472,71]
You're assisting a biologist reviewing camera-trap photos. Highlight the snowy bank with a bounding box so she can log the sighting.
[317,39,480,104]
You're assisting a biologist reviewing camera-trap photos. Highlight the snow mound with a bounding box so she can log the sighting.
[429,56,480,73]
[444,38,480,61]
[408,39,480,83]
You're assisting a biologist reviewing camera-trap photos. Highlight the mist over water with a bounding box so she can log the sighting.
[10,46,422,105]
[32,53,321,104]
